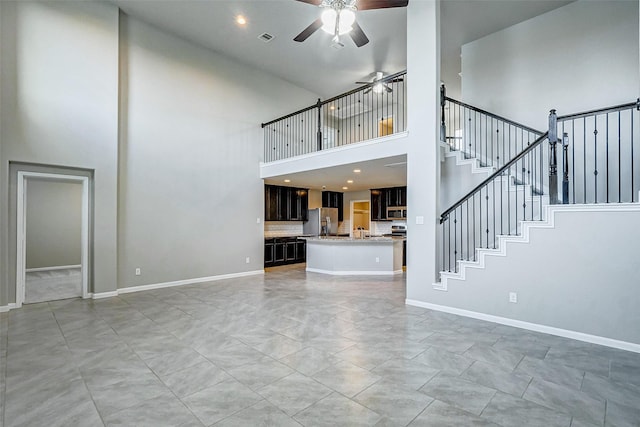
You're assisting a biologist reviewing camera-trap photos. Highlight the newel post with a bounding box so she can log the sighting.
[440,84,446,142]
[316,98,323,152]
[548,109,559,205]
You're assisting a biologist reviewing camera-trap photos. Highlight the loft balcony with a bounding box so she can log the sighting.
[260,70,407,168]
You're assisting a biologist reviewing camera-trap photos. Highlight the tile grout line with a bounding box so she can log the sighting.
[51,304,107,427]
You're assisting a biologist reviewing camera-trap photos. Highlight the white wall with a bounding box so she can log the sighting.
[440,155,490,210]
[25,180,83,269]
[0,1,321,305]
[406,0,440,298]
[117,15,318,288]
[426,206,640,347]
[462,0,639,131]
[0,1,119,302]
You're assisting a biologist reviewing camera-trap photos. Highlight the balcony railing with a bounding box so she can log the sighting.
[262,70,407,163]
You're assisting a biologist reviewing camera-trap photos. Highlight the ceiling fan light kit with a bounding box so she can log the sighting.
[294,0,408,48]
[321,8,356,35]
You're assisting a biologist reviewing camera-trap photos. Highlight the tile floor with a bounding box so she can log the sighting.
[1,264,639,427]
[25,268,82,304]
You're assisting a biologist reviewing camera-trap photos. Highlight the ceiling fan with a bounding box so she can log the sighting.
[356,71,404,94]
[293,0,409,48]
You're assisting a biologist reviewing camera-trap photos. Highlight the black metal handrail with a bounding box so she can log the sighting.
[555,99,640,204]
[439,98,639,275]
[439,130,550,273]
[441,86,544,171]
[440,132,549,222]
[261,71,407,163]
[445,97,543,136]
[556,100,639,121]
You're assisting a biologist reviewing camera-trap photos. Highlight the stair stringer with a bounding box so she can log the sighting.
[435,203,640,291]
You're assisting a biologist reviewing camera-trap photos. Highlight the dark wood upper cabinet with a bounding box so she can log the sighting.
[322,191,343,222]
[371,186,406,220]
[386,186,407,207]
[265,185,309,221]
[370,188,388,221]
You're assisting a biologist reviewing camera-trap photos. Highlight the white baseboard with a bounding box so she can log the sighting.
[406,299,640,354]
[26,264,82,273]
[0,303,18,313]
[4,270,266,308]
[306,267,397,276]
[118,270,265,295]
[88,291,119,300]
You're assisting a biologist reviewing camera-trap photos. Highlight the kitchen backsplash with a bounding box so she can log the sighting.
[264,220,406,237]
[264,221,303,237]
[337,220,350,235]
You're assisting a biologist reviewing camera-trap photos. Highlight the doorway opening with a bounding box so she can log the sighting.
[350,200,370,238]
[379,116,394,137]
[16,172,90,306]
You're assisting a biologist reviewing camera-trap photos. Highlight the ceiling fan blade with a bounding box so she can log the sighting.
[294,18,323,42]
[349,21,369,47]
[294,0,323,5]
[356,0,409,11]
[355,81,371,84]
[384,84,393,93]
[364,87,373,95]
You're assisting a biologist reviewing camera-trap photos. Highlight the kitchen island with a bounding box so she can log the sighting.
[302,236,404,275]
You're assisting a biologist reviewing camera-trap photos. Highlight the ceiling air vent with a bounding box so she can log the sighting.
[258,33,275,43]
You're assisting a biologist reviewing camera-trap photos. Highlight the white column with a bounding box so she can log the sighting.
[406,0,440,302]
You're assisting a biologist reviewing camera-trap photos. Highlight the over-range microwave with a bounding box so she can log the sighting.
[387,207,407,219]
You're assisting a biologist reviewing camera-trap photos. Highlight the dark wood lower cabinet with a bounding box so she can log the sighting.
[403,240,407,267]
[285,241,297,261]
[264,237,307,268]
[265,241,275,265]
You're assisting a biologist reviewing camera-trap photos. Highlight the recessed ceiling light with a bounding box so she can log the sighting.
[284,179,291,183]
[347,180,353,184]
[353,169,361,173]
[342,187,348,190]
[236,15,247,26]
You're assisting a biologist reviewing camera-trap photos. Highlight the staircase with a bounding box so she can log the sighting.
[437,93,640,290]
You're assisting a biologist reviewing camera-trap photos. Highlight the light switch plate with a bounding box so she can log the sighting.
[416,216,424,225]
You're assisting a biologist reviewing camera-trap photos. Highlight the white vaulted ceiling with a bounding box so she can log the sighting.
[110,0,573,189]
[111,0,573,98]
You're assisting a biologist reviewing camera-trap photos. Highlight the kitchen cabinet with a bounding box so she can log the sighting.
[370,186,407,221]
[265,185,309,221]
[321,191,343,222]
[285,240,297,261]
[264,237,307,267]
[274,240,285,263]
[265,240,275,265]
[370,189,389,221]
[403,240,407,267]
[289,188,309,221]
[295,240,306,262]
[386,186,407,207]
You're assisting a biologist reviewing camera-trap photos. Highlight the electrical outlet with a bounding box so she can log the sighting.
[245,257,250,264]
[135,268,141,276]
[375,257,380,263]
[509,292,517,303]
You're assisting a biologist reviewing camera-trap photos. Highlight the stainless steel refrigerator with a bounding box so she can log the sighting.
[303,208,339,236]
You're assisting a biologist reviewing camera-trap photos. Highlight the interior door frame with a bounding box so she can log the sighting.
[349,199,371,237]
[16,171,90,306]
